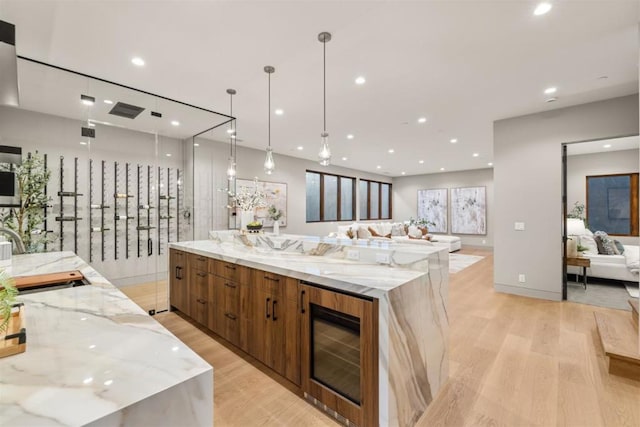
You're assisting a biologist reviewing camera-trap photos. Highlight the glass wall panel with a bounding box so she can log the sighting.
[306,172,321,222]
[340,177,354,221]
[381,183,390,219]
[359,180,368,220]
[370,182,379,219]
[323,175,338,221]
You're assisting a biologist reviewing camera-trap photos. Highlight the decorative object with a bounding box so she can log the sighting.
[451,186,487,235]
[0,151,54,253]
[0,268,24,359]
[236,178,286,227]
[0,269,17,333]
[240,210,254,231]
[587,173,638,236]
[317,31,332,166]
[409,217,435,235]
[263,66,276,175]
[268,205,283,235]
[246,221,263,233]
[226,89,237,182]
[417,188,448,233]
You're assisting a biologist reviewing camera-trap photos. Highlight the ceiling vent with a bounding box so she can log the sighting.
[108,102,145,119]
[0,20,19,106]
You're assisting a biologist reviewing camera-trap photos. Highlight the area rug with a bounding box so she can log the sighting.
[449,253,484,274]
[625,282,639,298]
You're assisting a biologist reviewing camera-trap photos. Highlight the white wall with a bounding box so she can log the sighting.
[393,168,494,247]
[494,94,639,301]
[0,106,185,285]
[567,147,639,245]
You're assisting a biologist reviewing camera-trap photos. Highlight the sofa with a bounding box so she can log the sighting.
[334,222,462,252]
[568,231,639,283]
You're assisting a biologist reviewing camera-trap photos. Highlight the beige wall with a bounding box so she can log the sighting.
[493,94,639,301]
[392,168,494,247]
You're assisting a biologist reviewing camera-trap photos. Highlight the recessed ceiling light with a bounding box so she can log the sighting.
[545,97,558,103]
[355,76,366,85]
[80,141,87,145]
[171,120,180,126]
[534,2,552,16]
[342,156,348,161]
[417,117,427,123]
[226,129,235,134]
[231,135,236,139]
[275,109,284,116]
[440,167,445,171]
[88,122,95,127]
[131,57,145,66]
[166,153,172,157]
[103,99,113,105]
[80,94,95,106]
[488,162,493,166]
[297,146,304,150]
[450,138,458,144]
[544,87,557,95]
[473,153,479,157]
[193,143,200,147]
[597,75,608,80]
[376,165,381,169]
[401,171,406,175]
[419,160,424,164]
[603,144,612,148]
[347,134,354,139]
[388,149,395,154]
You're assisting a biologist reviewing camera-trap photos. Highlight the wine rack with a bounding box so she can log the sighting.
[55,156,83,253]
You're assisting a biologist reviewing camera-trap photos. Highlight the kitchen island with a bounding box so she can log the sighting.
[170,232,449,426]
[0,251,213,427]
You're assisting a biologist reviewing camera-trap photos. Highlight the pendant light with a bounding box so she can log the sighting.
[226,88,237,181]
[263,65,276,175]
[318,31,332,166]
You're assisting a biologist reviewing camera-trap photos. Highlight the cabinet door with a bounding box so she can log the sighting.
[169,249,187,313]
[222,279,241,346]
[189,268,209,325]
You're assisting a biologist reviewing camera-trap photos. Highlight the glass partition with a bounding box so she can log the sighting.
[0,57,230,314]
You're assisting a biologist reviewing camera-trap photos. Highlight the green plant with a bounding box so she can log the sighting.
[577,244,588,253]
[0,152,54,253]
[409,217,435,228]
[267,205,283,221]
[0,269,18,334]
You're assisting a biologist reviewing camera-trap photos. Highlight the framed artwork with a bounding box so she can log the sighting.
[235,178,287,227]
[417,188,448,233]
[451,186,486,235]
[586,173,638,236]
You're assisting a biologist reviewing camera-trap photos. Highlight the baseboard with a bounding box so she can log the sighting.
[110,272,168,288]
[494,283,562,301]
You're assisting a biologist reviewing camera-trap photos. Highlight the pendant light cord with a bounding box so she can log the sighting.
[323,38,326,132]
[229,94,233,157]
[268,71,271,148]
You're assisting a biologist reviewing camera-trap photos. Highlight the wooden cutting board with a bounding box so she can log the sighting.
[13,270,84,291]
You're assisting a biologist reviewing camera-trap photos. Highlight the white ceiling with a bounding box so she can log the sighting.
[1,0,638,177]
[566,135,639,156]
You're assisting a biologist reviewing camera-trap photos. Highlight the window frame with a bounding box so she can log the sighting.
[305,170,356,223]
[586,172,639,237]
[359,179,392,221]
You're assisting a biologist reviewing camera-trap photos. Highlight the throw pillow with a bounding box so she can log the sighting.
[594,231,616,255]
[578,235,598,255]
[407,225,422,239]
[390,223,406,236]
[368,226,391,238]
[593,235,606,254]
[614,240,625,254]
[357,226,371,239]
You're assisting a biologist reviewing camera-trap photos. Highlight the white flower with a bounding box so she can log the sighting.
[229,178,267,211]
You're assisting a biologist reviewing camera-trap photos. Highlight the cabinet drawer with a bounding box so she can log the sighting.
[189,253,209,272]
[223,280,240,314]
[257,271,284,294]
[213,259,241,281]
[222,310,240,346]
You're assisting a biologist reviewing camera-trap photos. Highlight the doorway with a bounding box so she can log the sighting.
[562,135,640,310]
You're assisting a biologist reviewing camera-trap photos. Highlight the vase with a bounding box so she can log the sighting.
[240,209,253,231]
[273,221,280,235]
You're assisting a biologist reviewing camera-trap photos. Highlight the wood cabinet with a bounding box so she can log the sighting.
[169,249,188,313]
[188,253,210,324]
[299,282,378,427]
[248,270,300,385]
[210,261,249,348]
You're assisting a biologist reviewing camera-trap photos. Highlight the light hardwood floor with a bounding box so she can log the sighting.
[124,248,640,426]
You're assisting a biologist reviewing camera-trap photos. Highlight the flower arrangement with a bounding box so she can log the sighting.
[229,178,267,211]
[267,205,283,221]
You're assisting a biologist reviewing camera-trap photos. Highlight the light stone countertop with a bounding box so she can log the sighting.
[0,251,213,426]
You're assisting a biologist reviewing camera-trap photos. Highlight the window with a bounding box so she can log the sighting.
[586,173,639,236]
[359,179,392,220]
[306,171,355,222]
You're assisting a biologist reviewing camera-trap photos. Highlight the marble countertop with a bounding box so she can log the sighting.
[0,252,212,426]
[171,233,447,299]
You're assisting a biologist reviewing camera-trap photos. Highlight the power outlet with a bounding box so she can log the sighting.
[518,274,526,283]
[376,252,391,264]
[347,250,360,261]
[482,239,486,245]
[514,222,525,231]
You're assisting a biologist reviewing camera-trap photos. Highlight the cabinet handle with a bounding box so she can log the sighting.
[196,272,206,277]
[225,265,236,270]
[197,256,206,261]
[197,298,206,305]
[225,312,237,320]
[264,275,280,282]
[265,297,271,319]
[300,290,306,314]
[175,266,182,280]
[272,300,277,321]
[224,282,236,289]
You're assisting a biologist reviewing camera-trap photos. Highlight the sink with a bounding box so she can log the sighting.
[13,270,89,294]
